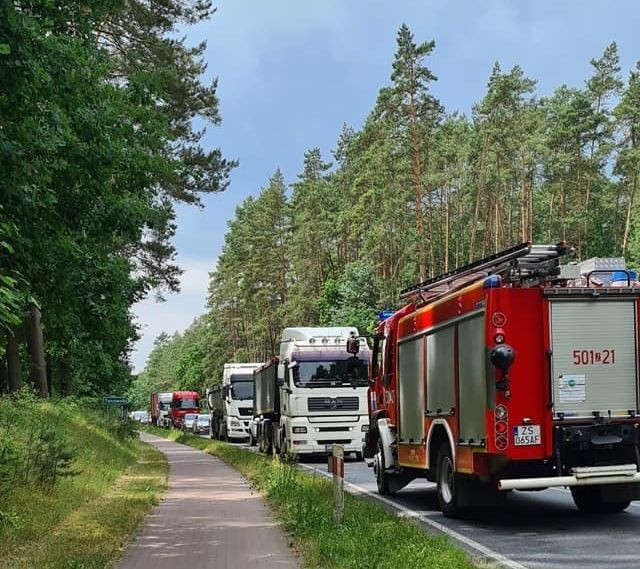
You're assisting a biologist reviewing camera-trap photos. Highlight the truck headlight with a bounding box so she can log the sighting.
[361,424,369,432]
[292,426,307,434]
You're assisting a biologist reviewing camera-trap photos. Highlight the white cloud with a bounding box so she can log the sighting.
[130,256,216,373]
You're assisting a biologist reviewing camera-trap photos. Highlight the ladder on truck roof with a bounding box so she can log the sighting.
[399,242,572,303]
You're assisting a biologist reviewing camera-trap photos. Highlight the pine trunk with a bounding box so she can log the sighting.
[470,136,488,261]
[622,171,637,254]
[26,305,49,397]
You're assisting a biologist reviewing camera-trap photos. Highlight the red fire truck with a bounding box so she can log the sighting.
[169,390,200,428]
[363,242,640,517]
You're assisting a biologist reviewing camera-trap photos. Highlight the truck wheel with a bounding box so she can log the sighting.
[571,486,631,514]
[270,428,279,457]
[249,431,256,447]
[374,440,391,495]
[436,443,465,517]
[278,436,288,459]
[265,433,273,456]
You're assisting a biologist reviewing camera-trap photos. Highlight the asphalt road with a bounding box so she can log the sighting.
[220,437,640,569]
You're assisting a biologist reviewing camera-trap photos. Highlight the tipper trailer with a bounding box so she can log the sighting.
[251,357,281,454]
[363,242,640,516]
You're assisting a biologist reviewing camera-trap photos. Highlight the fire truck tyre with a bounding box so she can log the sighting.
[375,440,391,495]
[436,444,465,517]
[570,486,631,514]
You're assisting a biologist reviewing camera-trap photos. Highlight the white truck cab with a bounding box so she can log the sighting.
[208,363,261,441]
[274,327,370,457]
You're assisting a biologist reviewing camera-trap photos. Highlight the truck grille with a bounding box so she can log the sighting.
[318,439,352,445]
[238,408,253,416]
[308,397,359,412]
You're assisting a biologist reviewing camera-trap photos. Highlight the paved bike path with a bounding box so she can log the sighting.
[118,433,299,569]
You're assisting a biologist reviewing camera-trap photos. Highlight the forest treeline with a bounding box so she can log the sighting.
[131,25,640,408]
[0,1,232,396]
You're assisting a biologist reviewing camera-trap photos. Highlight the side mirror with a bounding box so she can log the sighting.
[346,335,360,355]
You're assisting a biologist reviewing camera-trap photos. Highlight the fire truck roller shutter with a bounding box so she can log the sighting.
[426,326,455,417]
[398,336,426,443]
[458,314,488,443]
[550,299,638,419]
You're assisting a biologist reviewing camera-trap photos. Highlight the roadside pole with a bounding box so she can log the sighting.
[329,444,344,523]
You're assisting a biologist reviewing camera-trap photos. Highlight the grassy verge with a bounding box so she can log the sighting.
[0,395,167,569]
[142,425,476,569]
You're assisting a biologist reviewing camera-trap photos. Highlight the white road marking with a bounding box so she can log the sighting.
[299,464,529,569]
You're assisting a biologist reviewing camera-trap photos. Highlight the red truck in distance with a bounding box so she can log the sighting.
[169,391,200,428]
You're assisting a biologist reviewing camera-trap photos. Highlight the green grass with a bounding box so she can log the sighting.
[0,399,167,569]
[143,425,477,569]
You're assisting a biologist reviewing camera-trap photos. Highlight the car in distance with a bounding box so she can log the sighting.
[182,413,198,432]
[192,414,210,435]
[131,410,150,423]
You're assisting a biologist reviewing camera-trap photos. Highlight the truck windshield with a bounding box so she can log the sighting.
[231,381,253,400]
[293,357,369,388]
[173,398,198,409]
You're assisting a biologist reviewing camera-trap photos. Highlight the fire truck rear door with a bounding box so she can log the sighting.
[549,297,639,419]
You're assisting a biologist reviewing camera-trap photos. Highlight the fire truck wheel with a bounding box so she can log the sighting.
[375,440,391,495]
[436,444,464,517]
[570,486,631,514]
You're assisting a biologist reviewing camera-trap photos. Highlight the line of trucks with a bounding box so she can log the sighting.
[150,390,200,428]
[206,327,371,458]
[151,243,640,517]
[150,326,371,458]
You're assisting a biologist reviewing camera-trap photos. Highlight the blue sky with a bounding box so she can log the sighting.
[131,0,639,372]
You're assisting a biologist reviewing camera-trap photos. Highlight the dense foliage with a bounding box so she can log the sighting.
[134,25,640,397]
[0,1,232,395]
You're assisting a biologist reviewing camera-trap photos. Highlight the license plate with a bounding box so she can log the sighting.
[513,425,541,446]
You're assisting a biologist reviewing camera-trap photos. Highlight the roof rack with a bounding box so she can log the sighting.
[399,242,572,302]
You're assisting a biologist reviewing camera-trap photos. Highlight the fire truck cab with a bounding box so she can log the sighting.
[364,243,640,517]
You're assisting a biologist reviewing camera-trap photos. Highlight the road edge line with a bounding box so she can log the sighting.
[299,464,529,569]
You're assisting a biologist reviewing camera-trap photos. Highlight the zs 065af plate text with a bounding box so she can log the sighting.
[514,425,541,446]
